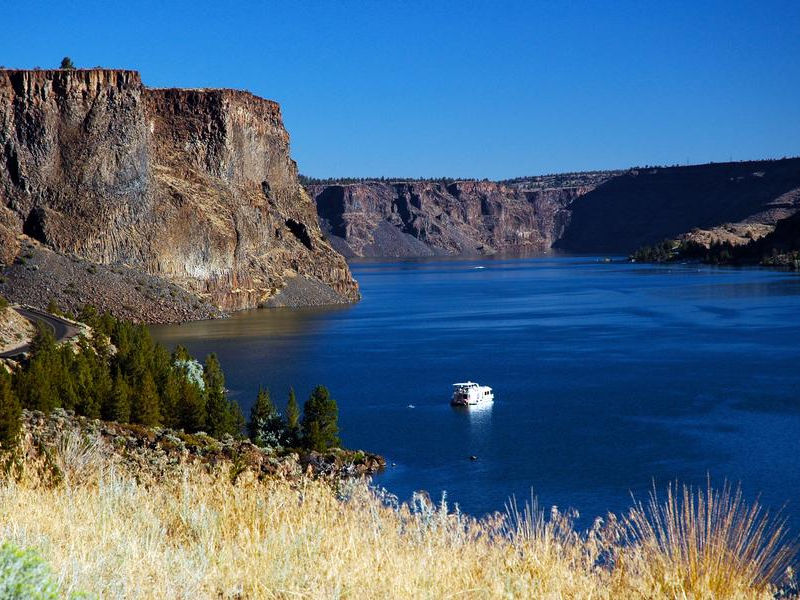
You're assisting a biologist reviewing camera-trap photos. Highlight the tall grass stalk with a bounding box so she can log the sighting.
[620,480,796,597]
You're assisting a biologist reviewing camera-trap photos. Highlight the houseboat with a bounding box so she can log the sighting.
[451,382,494,407]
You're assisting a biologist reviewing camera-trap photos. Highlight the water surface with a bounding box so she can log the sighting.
[151,256,800,525]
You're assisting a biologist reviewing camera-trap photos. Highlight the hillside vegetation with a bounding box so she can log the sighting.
[0,409,795,598]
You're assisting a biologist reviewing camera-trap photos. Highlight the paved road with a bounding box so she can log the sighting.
[0,307,82,358]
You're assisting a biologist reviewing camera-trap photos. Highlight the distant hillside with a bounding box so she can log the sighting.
[308,158,800,258]
[555,158,800,253]
[641,210,800,268]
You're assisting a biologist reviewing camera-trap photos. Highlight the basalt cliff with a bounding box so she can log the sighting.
[311,179,602,258]
[0,69,359,322]
[309,159,800,257]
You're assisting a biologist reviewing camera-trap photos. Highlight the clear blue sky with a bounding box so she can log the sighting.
[2,0,799,178]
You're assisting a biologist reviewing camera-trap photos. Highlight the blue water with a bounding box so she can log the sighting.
[151,256,800,526]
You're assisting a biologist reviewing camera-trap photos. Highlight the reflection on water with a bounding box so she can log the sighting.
[150,304,355,342]
[151,257,800,525]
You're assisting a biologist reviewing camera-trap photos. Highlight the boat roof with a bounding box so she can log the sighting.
[453,381,485,387]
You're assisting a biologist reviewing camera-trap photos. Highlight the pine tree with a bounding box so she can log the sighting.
[177,377,206,433]
[158,371,181,429]
[104,371,131,423]
[301,385,340,452]
[59,56,75,69]
[0,368,21,450]
[227,399,246,439]
[131,372,161,427]
[14,325,60,413]
[248,387,285,447]
[203,354,231,437]
[249,387,275,439]
[72,344,100,418]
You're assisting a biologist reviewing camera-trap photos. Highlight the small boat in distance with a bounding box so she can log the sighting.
[451,381,494,407]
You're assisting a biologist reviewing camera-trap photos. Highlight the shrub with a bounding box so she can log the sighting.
[59,56,75,69]
[0,295,8,311]
[0,542,60,599]
[45,300,61,316]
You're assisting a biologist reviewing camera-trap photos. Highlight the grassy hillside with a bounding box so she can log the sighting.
[0,411,795,599]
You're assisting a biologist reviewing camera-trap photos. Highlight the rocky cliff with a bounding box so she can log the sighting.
[310,159,800,257]
[312,180,593,257]
[555,158,800,253]
[0,69,359,320]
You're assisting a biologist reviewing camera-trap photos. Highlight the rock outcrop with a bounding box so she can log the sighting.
[312,180,594,257]
[310,159,800,257]
[20,408,385,483]
[0,69,359,320]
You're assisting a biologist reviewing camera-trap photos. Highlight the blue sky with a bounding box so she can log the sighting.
[2,0,798,178]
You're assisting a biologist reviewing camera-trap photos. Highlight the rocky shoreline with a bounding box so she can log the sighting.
[19,409,386,483]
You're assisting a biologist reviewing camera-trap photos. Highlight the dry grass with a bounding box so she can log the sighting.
[0,430,796,599]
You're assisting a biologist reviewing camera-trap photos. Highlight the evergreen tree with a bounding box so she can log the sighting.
[227,398,246,439]
[0,368,21,450]
[286,387,300,446]
[104,370,131,423]
[172,345,192,361]
[89,344,113,419]
[14,325,60,413]
[203,353,231,437]
[248,387,274,439]
[131,372,161,426]
[176,376,205,432]
[301,385,340,452]
[158,371,181,429]
[59,56,75,69]
[151,345,178,427]
[72,343,100,418]
[248,387,285,447]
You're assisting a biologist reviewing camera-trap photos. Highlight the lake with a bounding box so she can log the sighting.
[151,256,800,526]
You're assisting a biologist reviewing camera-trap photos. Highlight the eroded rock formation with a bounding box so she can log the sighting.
[312,180,594,257]
[310,159,800,257]
[0,69,359,318]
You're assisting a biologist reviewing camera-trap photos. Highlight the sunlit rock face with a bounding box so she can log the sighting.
[0,69,359,312]
[311,180,593,257]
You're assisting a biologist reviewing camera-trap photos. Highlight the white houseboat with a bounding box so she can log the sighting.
[451,382,494,406]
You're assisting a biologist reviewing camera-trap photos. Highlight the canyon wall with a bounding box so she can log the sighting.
[310,159,800,257]
[0,69,359,318]
[555,159,800,253]
[312,181,592,257]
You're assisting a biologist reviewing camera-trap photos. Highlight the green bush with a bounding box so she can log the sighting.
[0,295,8,311]
[0,542,71,599]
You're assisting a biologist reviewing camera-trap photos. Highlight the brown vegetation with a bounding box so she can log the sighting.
[0,410,793,599]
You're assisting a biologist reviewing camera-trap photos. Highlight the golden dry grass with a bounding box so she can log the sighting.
[0,430,796,599]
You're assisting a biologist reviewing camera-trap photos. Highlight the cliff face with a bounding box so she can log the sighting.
[312,181,591,257]
[311,159,800,257]
[0,69,359,317]
[554,159,800,253]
